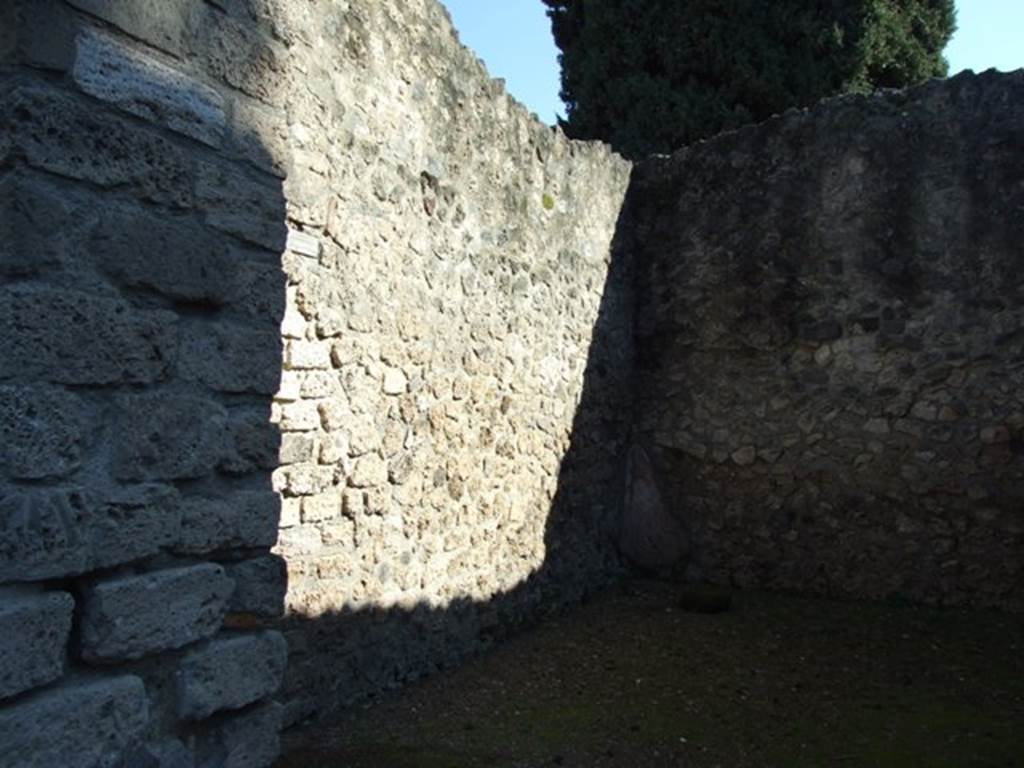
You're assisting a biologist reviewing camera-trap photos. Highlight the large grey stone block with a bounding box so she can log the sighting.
[209,701,283,768]
[1,174,69,278]
[230,259,287,322]
[0,386,88,480]
[0,675,148,768]
[0,5,15,66]
[224,555,287,617]
[0,485,180,583]
[65,0,191,56]
[196,160,286,252]
[177,631,287,719]
[188,10,287,104]
[0,590,73,700]
[0,0,78,71]
[91,206,238,306]
[113,394,229,481]
[79,564,234,662]
[72,28,226,147]
[175,492,280,555]
[0,286,178,386]
[4,84,193,207]
[179,325,282,395]
[115,739,194,768]
[220,409,280,476]
[228,95,290,177]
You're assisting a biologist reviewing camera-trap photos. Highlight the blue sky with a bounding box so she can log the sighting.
[441,0,1024,126]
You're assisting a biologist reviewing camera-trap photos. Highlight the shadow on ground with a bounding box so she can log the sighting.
[276,578,1024,768]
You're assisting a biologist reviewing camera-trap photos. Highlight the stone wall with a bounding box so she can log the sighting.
[631,70,1024,612]
[1,0,632,763]
[5,0,1022,764]
[2,1,293,765]
[258,0,632,723]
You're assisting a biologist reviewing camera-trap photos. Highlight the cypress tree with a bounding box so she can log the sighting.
[542,0,957,158]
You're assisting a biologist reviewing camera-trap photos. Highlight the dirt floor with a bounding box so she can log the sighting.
[277,579,1024,768]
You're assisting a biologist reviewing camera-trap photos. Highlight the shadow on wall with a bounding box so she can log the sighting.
[2,2,638,766]
[1,0,292,765]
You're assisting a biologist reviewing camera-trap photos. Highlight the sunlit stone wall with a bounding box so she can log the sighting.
[261,0,633,723]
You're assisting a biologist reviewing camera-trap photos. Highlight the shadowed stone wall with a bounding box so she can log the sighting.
[632,71,1024,612]
[2,1,290,766]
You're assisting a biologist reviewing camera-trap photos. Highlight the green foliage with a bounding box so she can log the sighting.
[542,0,956,159]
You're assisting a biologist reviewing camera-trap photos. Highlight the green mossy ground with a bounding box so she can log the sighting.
[278,580,1023,768]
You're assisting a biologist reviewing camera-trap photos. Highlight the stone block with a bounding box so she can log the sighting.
[117,739,194,768]
[350,454,388,488]
[188,10,287,104]
[273,525,322,556]
[113,394,229,481]
[0,590,74,700]
[196,160,286,252]
[176,631,287,719]
[0,286,177,385]
[273,463,336,496]
[180,325,282,395]
[0,675,149,768]
[275,401,320,432]
[0,484,180,583]
[301,491,341,523]
[279,433,315,465]
[2,0,78,71]
[72,28,226,146]
[1,175,69,278]
[65,0,191,56]
[285,340,332,370]
[0,386,88,480]
[299,371,342,399]
[229,96,290,177]
[5,84,193,207]
[219,409,280,476]
[317,399,351,432]
[1,4,18,66]
[79,564,234,662]
[205,0,314,46]
[382,367,408,395]
[224,556,287,617]
[175,492,279,555]
[279,497,301,528]
[91,206,239,306]
[211,701,283,768]
[232,260,287,323]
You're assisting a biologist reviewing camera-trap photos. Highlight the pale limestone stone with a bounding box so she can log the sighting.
[277,401,321,431]
[286,340,332,370]
[301,491,341,523]
[279,497,302,529]
[382,366,408,395]
[350,454,388,488]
